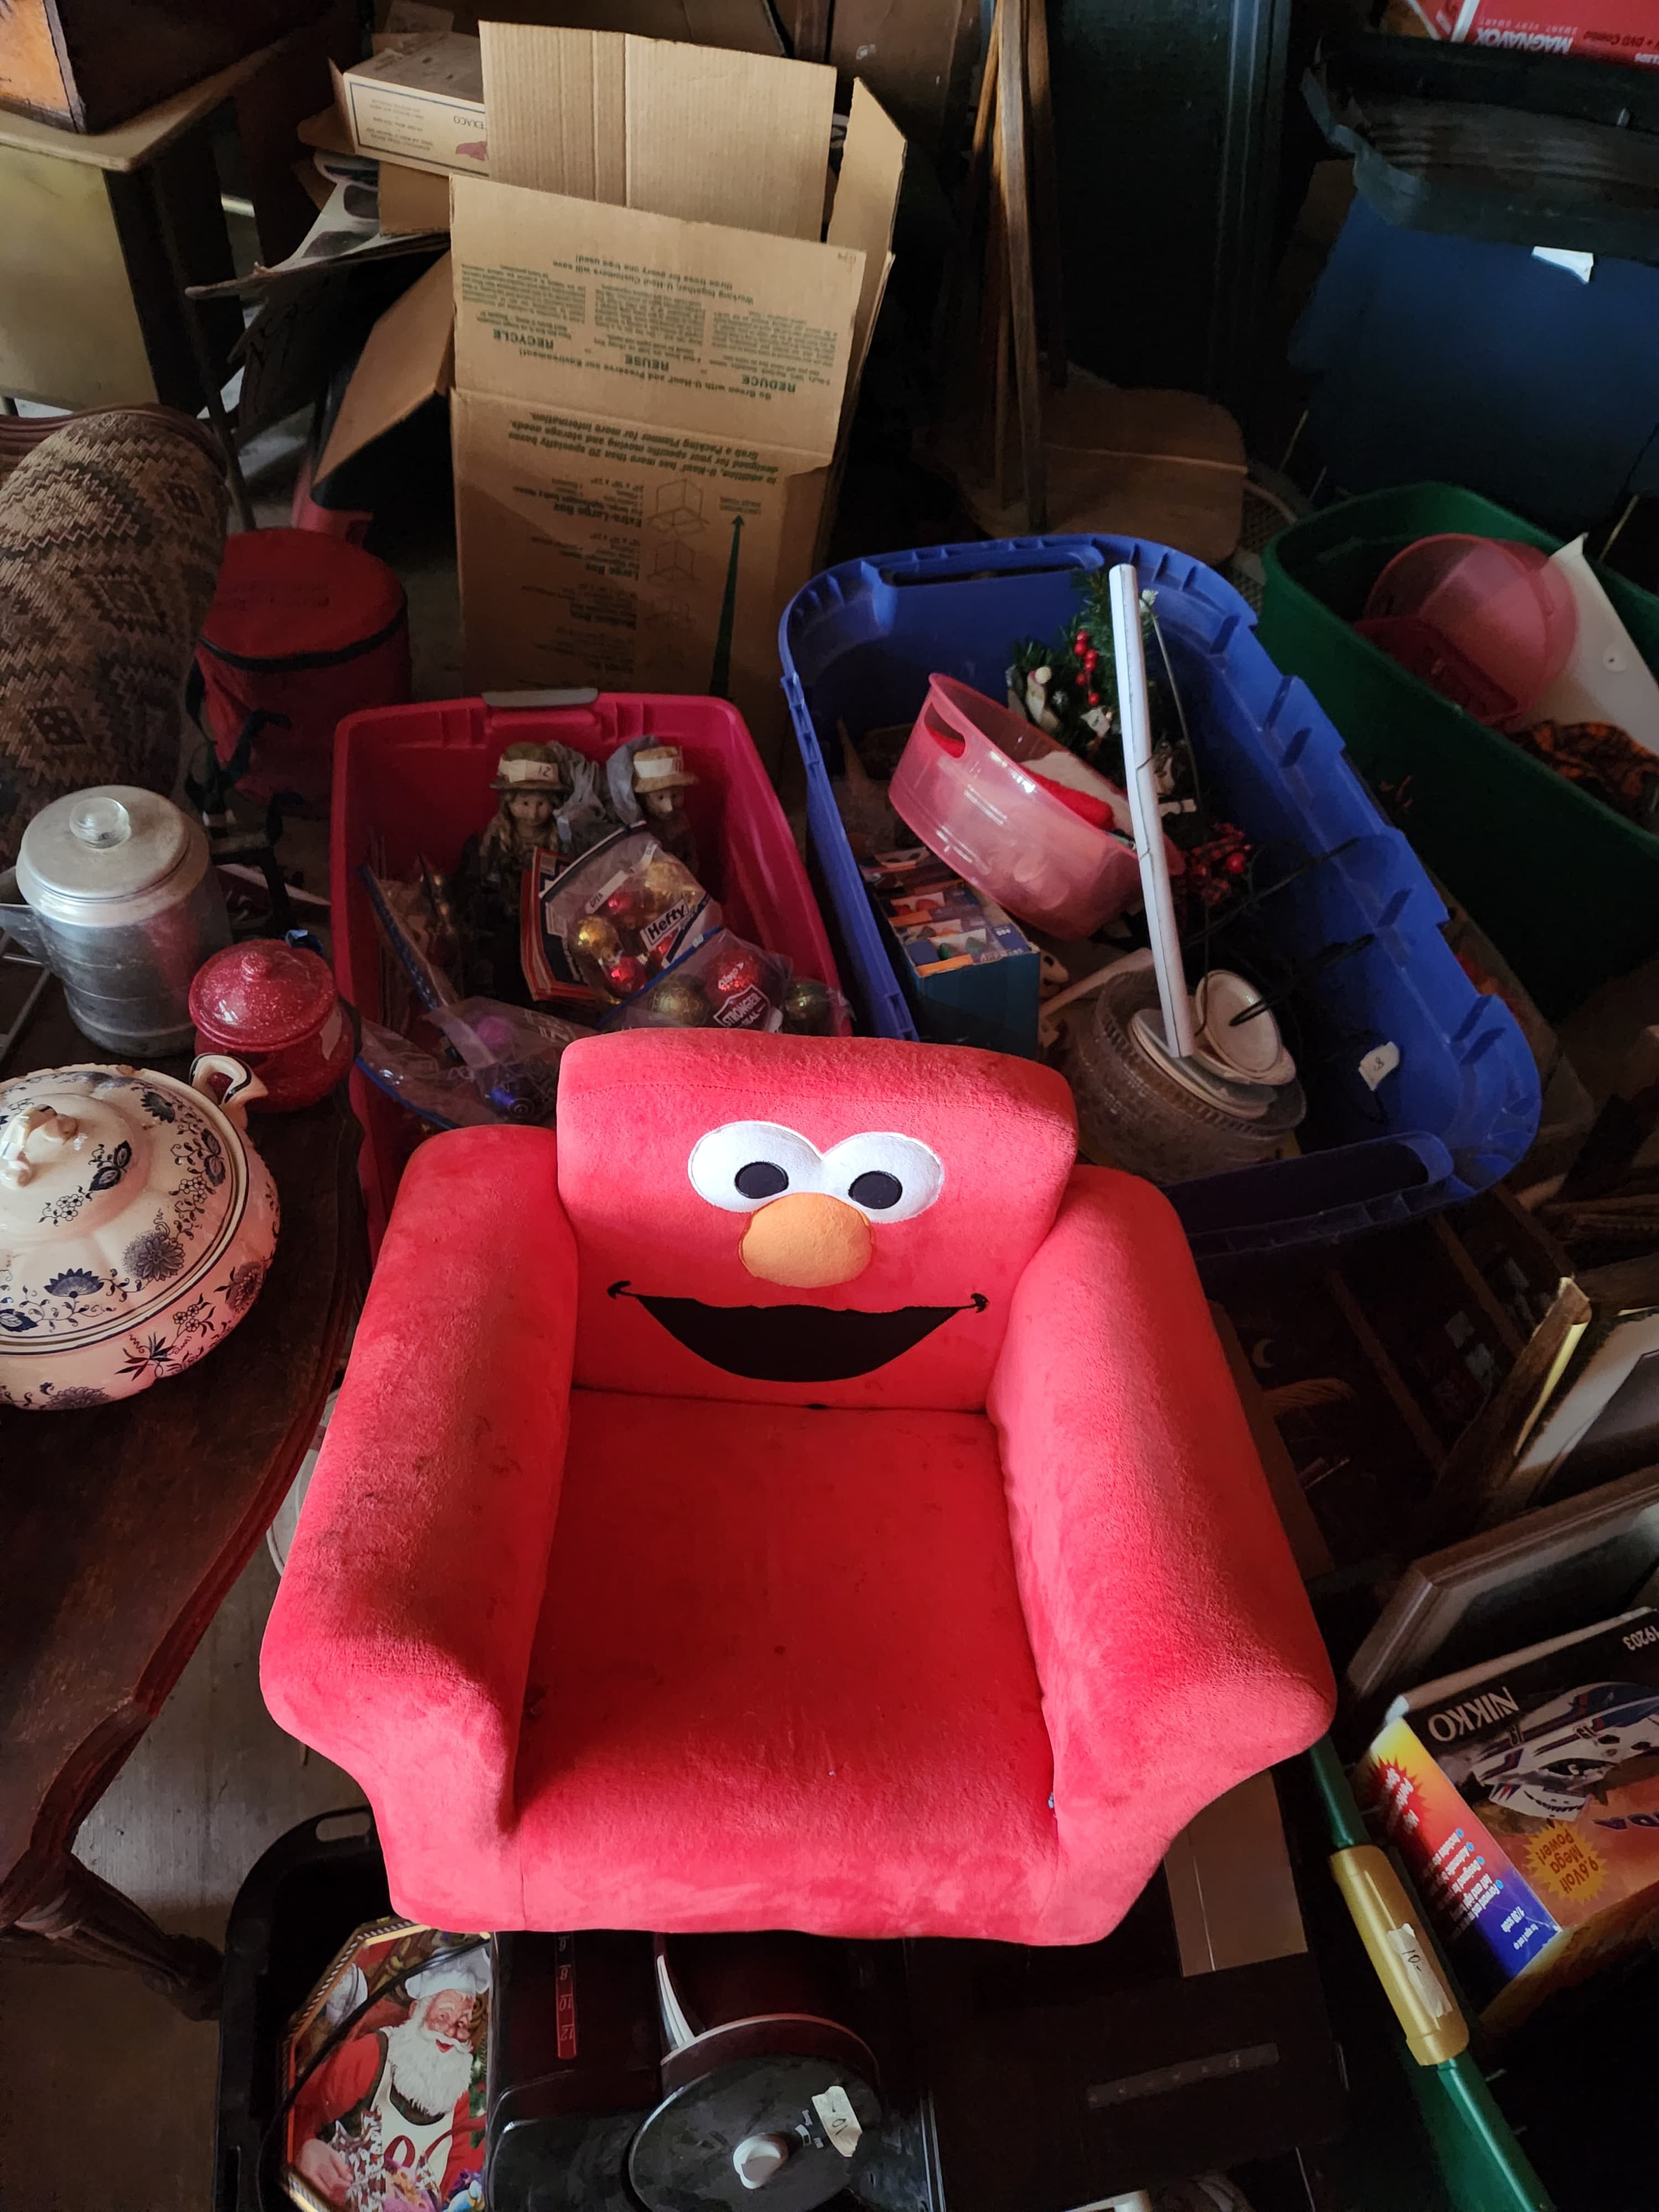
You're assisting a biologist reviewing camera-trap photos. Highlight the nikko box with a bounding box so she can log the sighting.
[1359,1608,1659,2032]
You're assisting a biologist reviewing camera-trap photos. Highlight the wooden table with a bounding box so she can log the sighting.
[0,9,353,435]
[0,984,361,2017]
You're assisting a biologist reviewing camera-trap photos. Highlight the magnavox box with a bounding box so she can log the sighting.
[1360,1606,1659,2031]
[1390,0,1659,66]
[322,31,903,761]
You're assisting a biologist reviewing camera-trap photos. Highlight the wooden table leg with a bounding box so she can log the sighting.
[10,1855,222,2020]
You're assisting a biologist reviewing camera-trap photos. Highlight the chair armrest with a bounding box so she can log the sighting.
[262,1125,575,1904]
[988,1165,1334,1939]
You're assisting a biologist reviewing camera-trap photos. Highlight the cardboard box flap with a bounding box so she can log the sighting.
[625,39,833,241]
[451,176,863,462]
[826,81,906,409]
[318,251,456,479]
[299,100,355,155]
[480,24,625,202]
[379,158,455,233]
[479,23,834,241]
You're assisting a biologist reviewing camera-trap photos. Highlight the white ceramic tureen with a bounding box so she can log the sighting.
[0,1056,279,1412]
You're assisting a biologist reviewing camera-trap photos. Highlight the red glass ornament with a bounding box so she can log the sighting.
[602,888,639,924]
[1225,849,1249,877]
[712,946,767,1002]
[1083,649,1099,671]
[1087,690,1101,706]
[606,954,647,995]
[1073,631,1089,653]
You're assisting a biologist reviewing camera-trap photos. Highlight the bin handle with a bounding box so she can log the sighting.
[875,539,1110,587]
[482,688,604,745]
[1310,1739,1470,2067]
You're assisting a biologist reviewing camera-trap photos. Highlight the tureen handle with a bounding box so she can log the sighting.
[190,1054,268,1130]
[0,1103,80,1188]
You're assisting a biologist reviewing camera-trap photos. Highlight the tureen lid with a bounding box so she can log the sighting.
[17,786,192,910]
[0,1063,247,1350]
[189,938,338,1052]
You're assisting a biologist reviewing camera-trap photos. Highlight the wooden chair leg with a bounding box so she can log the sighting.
[791,0,832,65]
[935,0,1003,404]
[1024,0,1068,389]
[9,1855,222,2021]
[997,0,1048,531]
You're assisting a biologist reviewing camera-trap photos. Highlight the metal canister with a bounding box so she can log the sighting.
[0,786,231,1055]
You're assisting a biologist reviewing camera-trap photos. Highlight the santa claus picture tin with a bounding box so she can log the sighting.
[283,1920,491,2212]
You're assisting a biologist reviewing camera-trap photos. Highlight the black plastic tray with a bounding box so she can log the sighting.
[1307,30,1659,258]
[213,1807,387,2212]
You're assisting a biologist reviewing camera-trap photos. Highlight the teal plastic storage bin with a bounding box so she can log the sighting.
[1261,484,1659,1020]
[1300,1742,1553,2212]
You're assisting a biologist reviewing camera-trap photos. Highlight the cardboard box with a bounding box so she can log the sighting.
[1390,0,1659,64]
[342,2,788,185]
[860,846,1040,1057]
[326,41,903,762]
[336,32,489,178]
[1360,1606,1659,2031]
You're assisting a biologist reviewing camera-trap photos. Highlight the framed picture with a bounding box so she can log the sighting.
[1513,1292,1659,1513]
[1344,1459,1659,1716]
[283,1918,491,2212]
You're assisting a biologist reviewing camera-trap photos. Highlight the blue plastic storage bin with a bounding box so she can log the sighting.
[779,535,1540,1261]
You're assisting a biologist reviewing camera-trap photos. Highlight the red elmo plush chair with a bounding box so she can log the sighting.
[263,1031,1332,1942]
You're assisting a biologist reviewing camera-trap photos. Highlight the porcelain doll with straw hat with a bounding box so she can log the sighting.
[629,742,698,872]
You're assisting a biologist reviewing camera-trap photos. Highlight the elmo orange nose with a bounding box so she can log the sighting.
[740,1191,873,1288]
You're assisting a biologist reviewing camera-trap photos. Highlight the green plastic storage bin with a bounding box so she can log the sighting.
[1296,1741,1553,2212]
[1261,485,1659,1020]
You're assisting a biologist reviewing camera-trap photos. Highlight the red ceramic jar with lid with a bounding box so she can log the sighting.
[189,938,354,1112]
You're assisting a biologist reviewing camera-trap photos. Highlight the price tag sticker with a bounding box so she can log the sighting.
[811,2085,862,2158]
[1359,1041,1401,1092]
[1385,1921,1452,2020]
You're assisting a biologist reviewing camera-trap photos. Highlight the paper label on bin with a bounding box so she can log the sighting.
[811,2085,862,2157]
[1359,1041,1401,1091]
[1384,1922,1453,2020]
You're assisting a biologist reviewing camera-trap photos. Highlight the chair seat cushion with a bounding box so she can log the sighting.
[513,1390,1060,1938]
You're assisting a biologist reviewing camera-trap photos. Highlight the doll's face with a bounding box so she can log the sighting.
[642,789,675,817]
[507,791,554,830]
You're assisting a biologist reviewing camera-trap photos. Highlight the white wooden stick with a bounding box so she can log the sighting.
[1109,562,1196,1061]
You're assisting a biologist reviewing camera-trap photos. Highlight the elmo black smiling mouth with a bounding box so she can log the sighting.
[608,1281,988,1383]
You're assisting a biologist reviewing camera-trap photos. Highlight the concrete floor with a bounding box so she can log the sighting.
[0,1551,361,2212]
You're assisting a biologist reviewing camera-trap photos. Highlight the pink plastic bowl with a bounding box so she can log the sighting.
[1358,534,1577,726]
[889,676,1144,937]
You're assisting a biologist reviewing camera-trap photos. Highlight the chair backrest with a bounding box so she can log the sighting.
[556,1029,1079,1411]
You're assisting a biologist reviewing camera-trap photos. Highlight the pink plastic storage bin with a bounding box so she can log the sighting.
[332,693,844,1251]
[1358,534,1576,726]
[890,675,1142,936]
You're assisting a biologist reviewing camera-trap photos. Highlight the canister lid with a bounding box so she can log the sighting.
[189,938,338,1053]
[17,786,191,908]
